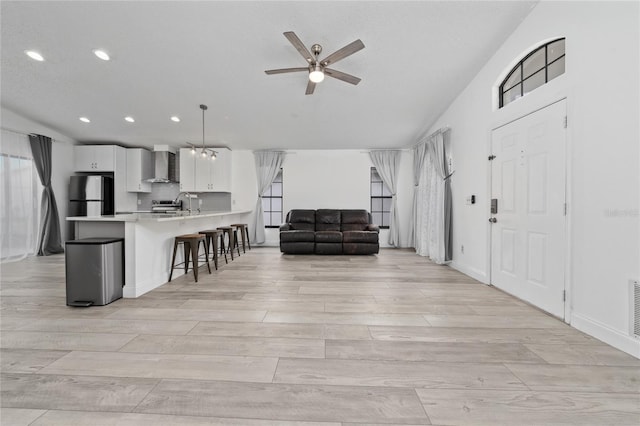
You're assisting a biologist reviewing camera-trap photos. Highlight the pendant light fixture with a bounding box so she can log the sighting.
[189,104,216,160]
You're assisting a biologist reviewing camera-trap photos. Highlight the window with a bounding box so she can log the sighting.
[262,169,283,228]
[499,38,565,108]
[370,167,391,229]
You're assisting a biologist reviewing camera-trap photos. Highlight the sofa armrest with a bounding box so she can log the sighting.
[280,223,292,231]
[366,224,380,233]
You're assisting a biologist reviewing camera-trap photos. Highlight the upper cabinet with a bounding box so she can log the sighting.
[74,145,136,212]
[126,148,153,193]
[179,147,232,193]
[74,145,116,171]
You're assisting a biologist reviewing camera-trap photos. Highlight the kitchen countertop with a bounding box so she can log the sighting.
[66,210,251,223]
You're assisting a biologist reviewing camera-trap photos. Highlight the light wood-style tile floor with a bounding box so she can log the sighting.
[1,247,639,425]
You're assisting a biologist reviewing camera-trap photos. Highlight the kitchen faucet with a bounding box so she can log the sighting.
[173,192,199,213]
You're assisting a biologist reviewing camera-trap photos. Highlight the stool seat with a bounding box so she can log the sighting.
[169,234,210,282]
[177,234,205,240]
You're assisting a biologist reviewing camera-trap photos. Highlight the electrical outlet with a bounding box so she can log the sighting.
[199,199,203,206]
[233,199,236,205]
[137,199,141,205]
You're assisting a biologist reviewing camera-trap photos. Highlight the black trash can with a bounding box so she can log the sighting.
[65,237,124,307]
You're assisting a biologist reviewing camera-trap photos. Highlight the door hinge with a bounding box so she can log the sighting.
[563,203,567,216]
[562,290,566,302]
[563,116,568,128]
[488,155,496,161]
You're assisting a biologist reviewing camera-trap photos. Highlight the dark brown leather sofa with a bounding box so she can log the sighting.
[279,209,379,255]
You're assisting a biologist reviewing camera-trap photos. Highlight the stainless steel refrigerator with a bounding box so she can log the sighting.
[68,175,114,216]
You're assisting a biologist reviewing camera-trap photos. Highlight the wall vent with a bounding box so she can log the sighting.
[631,280,640,339]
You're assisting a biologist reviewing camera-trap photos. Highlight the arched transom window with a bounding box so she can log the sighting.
[499,38,565,108]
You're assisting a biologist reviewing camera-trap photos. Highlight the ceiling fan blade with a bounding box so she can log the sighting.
[284,31,314,64]
[305,79,316,95]
[324,68,361,85]
[265,67,309,75]
[320,39,365,67]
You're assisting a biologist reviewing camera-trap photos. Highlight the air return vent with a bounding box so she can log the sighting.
[631,280,640,339]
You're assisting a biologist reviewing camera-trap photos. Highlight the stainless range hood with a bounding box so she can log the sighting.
[146,145,177,183]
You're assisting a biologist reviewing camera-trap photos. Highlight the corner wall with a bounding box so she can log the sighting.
[425,1,640,356]
[1,107,77,242]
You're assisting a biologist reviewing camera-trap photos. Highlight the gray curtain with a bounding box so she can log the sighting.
[429,130,453,262]
[369,150,401,247]
[28,134,63,255]
[409,142,428,248]
[252,151,286,244]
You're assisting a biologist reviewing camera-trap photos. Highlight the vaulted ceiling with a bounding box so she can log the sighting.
[1,1,537,150]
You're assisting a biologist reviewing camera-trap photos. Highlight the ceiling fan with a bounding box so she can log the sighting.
[265,31,365,95]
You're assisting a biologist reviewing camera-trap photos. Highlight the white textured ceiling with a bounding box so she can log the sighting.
[1,1,537,150]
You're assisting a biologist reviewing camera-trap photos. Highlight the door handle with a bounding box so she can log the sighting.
[489,217,497,223]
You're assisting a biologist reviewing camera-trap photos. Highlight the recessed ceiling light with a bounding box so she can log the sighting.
[79,117,91,123]
[170,116,181,122]
[93,49,110,61]
[25,50,44,61]
[124,116,135,123]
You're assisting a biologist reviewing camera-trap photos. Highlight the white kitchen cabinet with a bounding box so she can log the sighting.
[211,148,231,192]
[179,148,196,192]
[179,147,232,192]
[74,145,115,171]
[126,148,153,192]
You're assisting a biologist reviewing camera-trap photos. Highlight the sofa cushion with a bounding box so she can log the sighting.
[280,242,315,254]
[288,210,316,231]
[315,231,343,243]
[316,209,341,231]
[340,210,370,232]
[315,243,343,255]
[280,230,315,243]
[343,243,379,255]
[342,230,379,244]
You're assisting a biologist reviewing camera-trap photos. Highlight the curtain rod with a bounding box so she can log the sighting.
[1,126,59,142]
[413,126,450,148]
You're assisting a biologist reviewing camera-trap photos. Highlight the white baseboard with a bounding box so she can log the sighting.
[571,312,640,359]
[449,260,489,284]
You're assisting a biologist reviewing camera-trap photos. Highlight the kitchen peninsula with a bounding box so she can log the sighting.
[67,210,251,297]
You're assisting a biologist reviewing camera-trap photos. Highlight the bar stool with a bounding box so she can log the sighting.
[199,229,227,270]
[217,226,241,260]
[230,223,251,253]
[168,234,210,283]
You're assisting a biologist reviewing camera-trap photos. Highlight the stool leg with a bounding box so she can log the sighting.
[245,226,251,250]
[239,227,246,253]
[220,234,228,264]
[169,240,179,282]
[212,237,219,270]
[191,240,199,282]
[227,230,235,260]
[201,240,211,274]
[203,235,210,263]
[234,230,241,257]
[183,241,191,276]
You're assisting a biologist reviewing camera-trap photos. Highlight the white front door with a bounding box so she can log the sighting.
[490,99,567,318]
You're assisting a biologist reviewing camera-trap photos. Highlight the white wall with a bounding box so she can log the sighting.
[231,149,414,248]
[1,107,77,242]
[426,1,640,356]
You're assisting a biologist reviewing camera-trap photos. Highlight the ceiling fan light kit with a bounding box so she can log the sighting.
[265,31,364,95]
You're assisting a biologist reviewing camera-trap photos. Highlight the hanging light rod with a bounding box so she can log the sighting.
[188,104,217,160]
